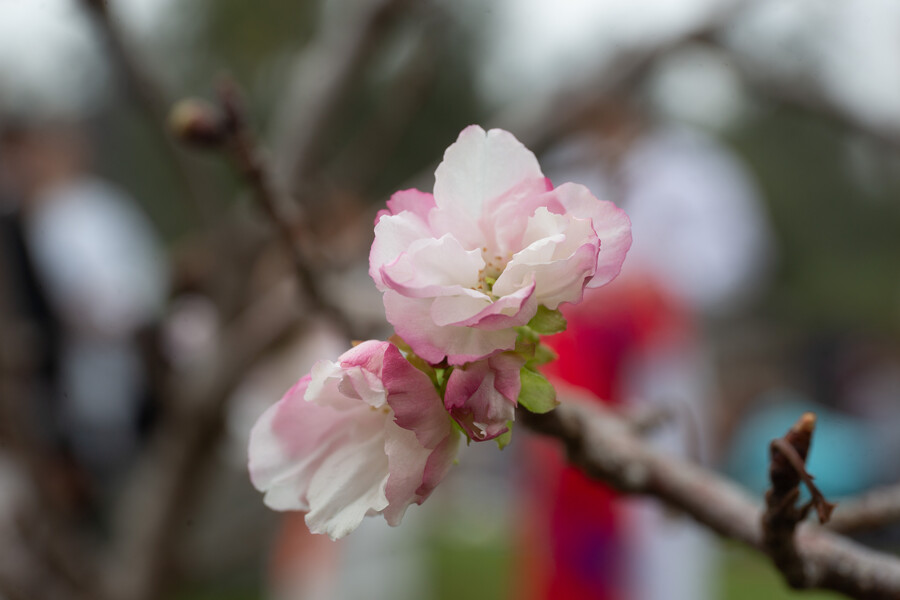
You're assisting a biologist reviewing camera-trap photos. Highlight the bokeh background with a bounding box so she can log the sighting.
[1,0,899,599]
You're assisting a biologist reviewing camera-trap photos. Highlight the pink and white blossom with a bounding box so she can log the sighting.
[370,125,631,365]
[444,352,524,442]
[248,340,458,539]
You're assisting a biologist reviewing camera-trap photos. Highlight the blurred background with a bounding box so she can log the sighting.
[1,0,899,599]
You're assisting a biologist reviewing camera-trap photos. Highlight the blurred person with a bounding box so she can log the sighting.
[517,107,773,600]
[0,119,168,494]
[0,124,61,411]
[0,121,80,518]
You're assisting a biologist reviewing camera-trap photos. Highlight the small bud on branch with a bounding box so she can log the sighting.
[169,99,229,148]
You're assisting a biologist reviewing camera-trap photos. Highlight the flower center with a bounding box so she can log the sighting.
[475,246,513,297]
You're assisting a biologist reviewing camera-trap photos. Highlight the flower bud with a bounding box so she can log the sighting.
[168,98,228,148]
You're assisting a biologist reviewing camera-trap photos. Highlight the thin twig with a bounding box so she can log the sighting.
[495,0,754,155]
[216,80,356,337]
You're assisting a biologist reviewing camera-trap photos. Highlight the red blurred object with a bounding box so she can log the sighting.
[516,272,691,600]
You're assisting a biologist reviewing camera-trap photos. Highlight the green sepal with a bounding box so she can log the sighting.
[388,334,412,353]
[435,366,453,398]
[514,325,541,344]
[526,343,558,368]
[409,354,437,385]
[513,329,558,370]
[449,418,471,446]
[526,306,567,336]
[517,368,558,414]
[495,420,514,450]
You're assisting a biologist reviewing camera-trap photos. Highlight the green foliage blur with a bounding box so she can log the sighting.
[731,109,900,337]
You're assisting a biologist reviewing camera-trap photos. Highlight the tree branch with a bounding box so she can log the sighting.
[828,484,900,535]
[171,80,358,338]
[520,395,900,599]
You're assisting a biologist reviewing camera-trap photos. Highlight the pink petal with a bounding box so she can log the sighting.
[381,344,459,525]
[249,340,461,539]
[383,291,520,365]
[415,432,459,500]
[382,343,450,449]
[444,353,524,441]
[490,352,526,402]
[381,423,460,527]
[383,188,436,219]
[338,339,389,371]
[428,293,495,327]
[552,183,632,288]
[479,179,559,256]
[382,423,432,526]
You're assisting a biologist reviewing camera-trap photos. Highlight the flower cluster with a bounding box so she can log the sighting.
[249,125,631,538]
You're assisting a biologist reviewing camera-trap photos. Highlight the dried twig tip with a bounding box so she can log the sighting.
[794,412,816,435]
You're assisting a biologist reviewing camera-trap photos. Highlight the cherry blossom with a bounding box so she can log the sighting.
[370,125,631,365]
[248,340,458,539]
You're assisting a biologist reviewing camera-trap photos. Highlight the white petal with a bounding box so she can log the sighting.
[249,377,360,512]
[340,366,386,408]
[370,210,436,290]
[306,360,360,412]
[304,413,390,540]
[430,293,493,327]
[430,281,536,330]
[433,126,544,220]
[494,208,599,308]
[380,234,484,297]
[381,421,432,526]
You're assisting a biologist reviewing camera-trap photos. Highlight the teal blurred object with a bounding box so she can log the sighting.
[725,391,881,499]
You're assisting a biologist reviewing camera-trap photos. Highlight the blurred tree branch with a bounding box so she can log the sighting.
[172,80,357,336]
[270,0,416,204]
[828,484,900,535]
[78,0,220,225]
[693,36,900,151]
